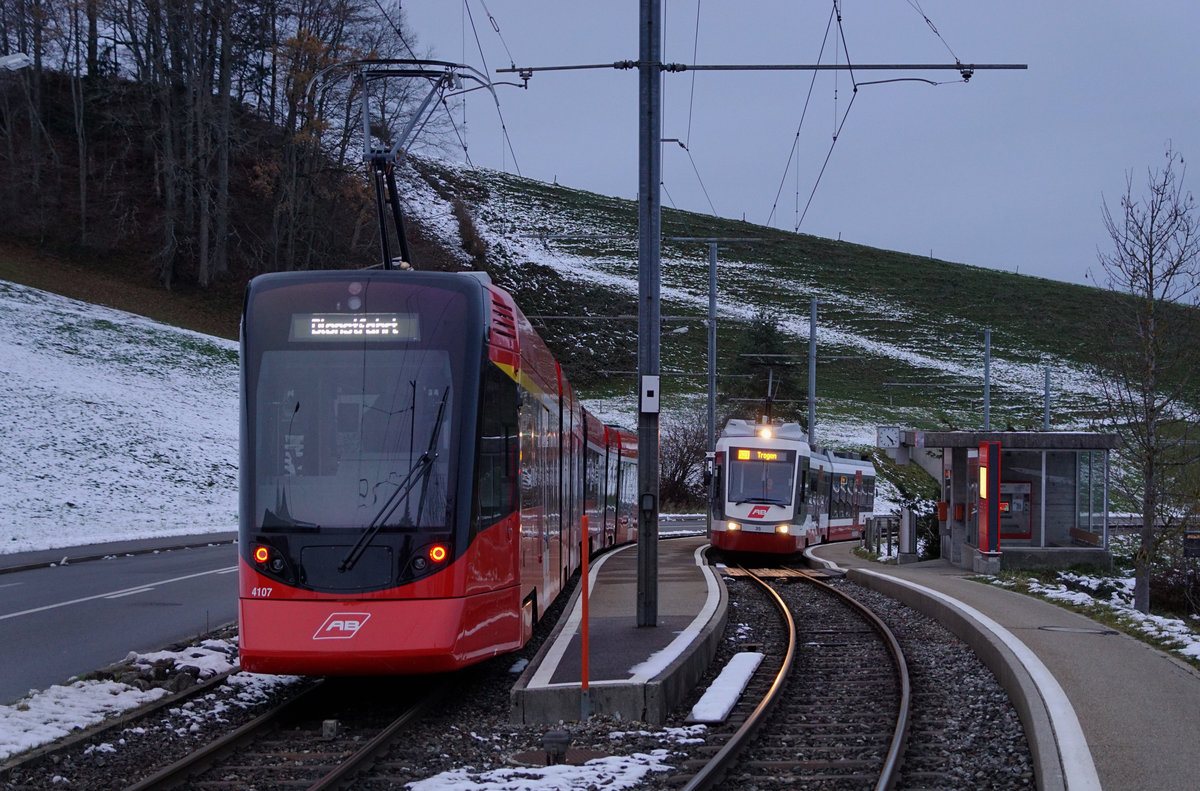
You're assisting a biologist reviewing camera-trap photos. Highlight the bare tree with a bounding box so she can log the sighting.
[1096,144,1200,613]
[660,403,710,510]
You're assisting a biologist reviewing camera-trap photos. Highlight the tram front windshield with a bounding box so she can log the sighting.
[246,282,469,533]
[727,447,795,506]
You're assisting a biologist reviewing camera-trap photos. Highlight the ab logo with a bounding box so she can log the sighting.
[313,612,371,640]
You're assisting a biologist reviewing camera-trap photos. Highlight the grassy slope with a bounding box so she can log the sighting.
[416,161,1196,443]
[0,241,241,341]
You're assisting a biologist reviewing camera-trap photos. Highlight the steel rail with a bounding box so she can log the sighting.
[805,573,912,791]
[680,566,796,791]
[122,679,327,791]
[308,683,446,790]
[123,678,443,791]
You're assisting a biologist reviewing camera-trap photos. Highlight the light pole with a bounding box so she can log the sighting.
[983,328,992,431]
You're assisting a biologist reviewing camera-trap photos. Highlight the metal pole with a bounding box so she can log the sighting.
[636,0,661,628]
[707,242,717,538]
[808,297,817,447]
[1043,360,1051,430]
[983,328,991,431]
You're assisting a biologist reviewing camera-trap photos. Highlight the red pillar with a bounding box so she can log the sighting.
[978,441,1001,555]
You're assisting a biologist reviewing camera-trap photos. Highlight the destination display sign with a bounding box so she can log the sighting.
[290,313,419,342]
[732,447,794,463]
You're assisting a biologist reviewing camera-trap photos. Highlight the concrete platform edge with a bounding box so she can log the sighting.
[510,542,728,726]
[644,548,728,725]
[847,567,1097,791]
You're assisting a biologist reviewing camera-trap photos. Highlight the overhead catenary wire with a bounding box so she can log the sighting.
[765,3,836,229]
[796,2,859,232]
[462,0,522,176]
[685,0,702,149]
[477,0,516,69]
[661,1,718,218]
[906,0,961,64]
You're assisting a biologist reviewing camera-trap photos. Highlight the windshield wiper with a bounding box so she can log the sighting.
[339,385,450,573]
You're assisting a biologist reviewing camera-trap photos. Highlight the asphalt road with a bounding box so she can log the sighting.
[0,543,238,704]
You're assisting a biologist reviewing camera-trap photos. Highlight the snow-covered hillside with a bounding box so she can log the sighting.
[0,281,239,554]
[398,158,1111,438]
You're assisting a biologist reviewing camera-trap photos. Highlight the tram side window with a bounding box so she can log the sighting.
[795,458,809,521]
[621,458,636,527]
[809,470,822,518]
[585,446,602,531]
[475,365,518,530]
[711,456,724,520]
[519,391,540,535]
[606,452,619,532]
[863,477,876,512]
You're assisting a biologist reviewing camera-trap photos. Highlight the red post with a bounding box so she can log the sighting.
[978,441,1001,554]
[580,515,590,716]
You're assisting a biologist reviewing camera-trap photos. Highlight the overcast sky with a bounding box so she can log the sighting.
[397,2,1200,287]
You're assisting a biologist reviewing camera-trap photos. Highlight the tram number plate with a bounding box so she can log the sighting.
[251,587,274,597]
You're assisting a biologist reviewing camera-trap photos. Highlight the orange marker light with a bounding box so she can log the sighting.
[254,546,270,564]
[428,545,448,563]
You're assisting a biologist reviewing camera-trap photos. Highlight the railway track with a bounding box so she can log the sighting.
[678,567,910,791]
[124,677,443,791]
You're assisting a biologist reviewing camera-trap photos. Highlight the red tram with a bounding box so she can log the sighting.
[238,270,637,675]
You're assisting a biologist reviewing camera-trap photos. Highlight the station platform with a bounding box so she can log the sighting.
[510,535,725,726]
[808,540,1200,791]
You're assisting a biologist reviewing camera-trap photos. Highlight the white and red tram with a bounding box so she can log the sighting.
[710,419,876,554]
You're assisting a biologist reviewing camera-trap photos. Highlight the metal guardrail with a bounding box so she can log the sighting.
[862,515,901,557]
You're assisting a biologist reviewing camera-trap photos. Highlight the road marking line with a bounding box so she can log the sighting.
[104,588,155,599]
[0,565,237,621]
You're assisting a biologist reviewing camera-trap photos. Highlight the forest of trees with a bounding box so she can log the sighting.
[0,0,450,290]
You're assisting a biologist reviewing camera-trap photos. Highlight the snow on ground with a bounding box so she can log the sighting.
[407,751,675,791]
[0,639,299,761]
[983,534,1200,665]
[0,280,239,554]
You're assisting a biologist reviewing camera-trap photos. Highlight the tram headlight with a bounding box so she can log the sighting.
[776,524,790,535]
[253,545,270,564]
[726,521,741,532]
[428,544,448,564]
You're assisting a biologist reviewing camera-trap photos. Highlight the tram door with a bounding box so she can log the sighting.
[519,393,554,609]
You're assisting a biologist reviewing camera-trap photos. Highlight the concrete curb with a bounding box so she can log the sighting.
[847,568,1065,791]
[846,566,1105,791]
